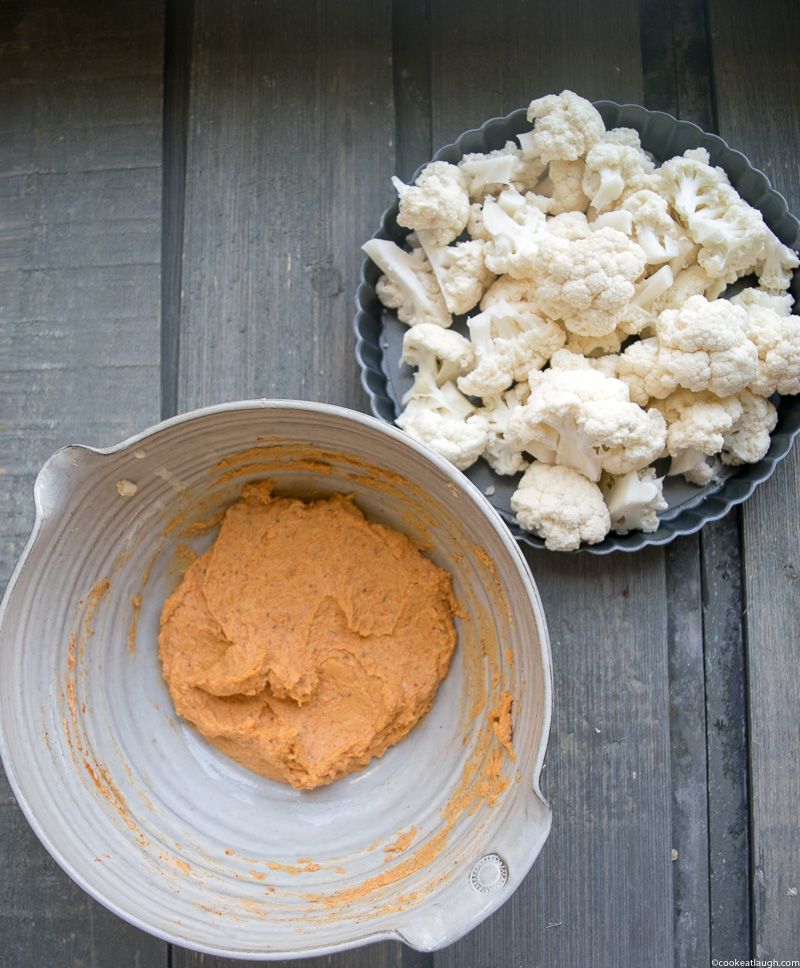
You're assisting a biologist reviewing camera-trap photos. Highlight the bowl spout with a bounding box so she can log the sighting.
[33,445,105,521]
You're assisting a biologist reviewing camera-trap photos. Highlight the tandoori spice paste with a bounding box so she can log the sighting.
[159,482,458,790]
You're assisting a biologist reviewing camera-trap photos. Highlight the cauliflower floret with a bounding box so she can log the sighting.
[415,230,496,315]
[653,388,745,460]
[363,238,452,329]
[400,323,476,401]
[732,286,794,317]
[534,226,647,336]
[731,289,800,397]
[616,336,659,406]
[535,159,591,214]
[479,274,546,318]
[564,327,626,357]
[546,210,594,241]
[456,301,566,398]
[458,142,526,200]
[720,389,778,465]
[667,448,723,486]
[481,383,532,476]
[582,136,656,214]
[510,463,611,551]
[396,378,489,470]
[650,263,710,313]
[622,189,685,265]
[505,366,667,482]
[392,161,471,246]
[618,264,675,336]
[549,345,621,378]
[754,228,800,293]
[657,148,769,295]
[619,294,759,400]
[656,294,759,396]
[478,189,550,278]
[525,90,606,164]
[600,467,668,535]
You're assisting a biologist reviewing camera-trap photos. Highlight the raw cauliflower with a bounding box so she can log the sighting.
[720,389,777,466]
[392,161,471,246]
[482,383,532,476]
[504,366,667,482]
[510,462,611,551]
[534,226,647,336]
[363,238,452,328]
[653,388,745,460]
[622,189,685,266]
[582,134,655,214]
[400,323,476,397]
[657,148,770,295]
[618,294,758,400]
[536,159,591,214]
[457,301,565,398]
[478,189,550,278]
[600,467,668,535]
[458,143,526,200]
[732,288,800,396]
[525,90,606,163]
[396,378,489,471]
[416,230,497,315]
[368,89,800,549]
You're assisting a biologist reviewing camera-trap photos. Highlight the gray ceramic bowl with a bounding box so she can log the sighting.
[354,102,800,553]
[0,400,551,959]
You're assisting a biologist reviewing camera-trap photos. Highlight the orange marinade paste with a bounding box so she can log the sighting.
[158,482,458,790]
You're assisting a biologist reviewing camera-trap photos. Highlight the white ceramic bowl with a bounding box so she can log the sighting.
[0,400,551,959]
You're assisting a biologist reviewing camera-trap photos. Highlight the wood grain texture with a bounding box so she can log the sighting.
[708,0,800,959]
[435,548,673,968]
[2,0,798,965]
[177,0,393,413]
[426,4,674,966]
[640,7,720,964]
[173,943,433,968]
[406,3,673,968]
[429,0,645,148]
[702,516,751,960]
[665,536,710,968]
[171,3,414,966]
[0,0,166,965]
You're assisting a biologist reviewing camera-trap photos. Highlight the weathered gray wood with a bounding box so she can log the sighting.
[701,516,751,960]
[172,2,413,966]
[390,0,432,184]
[423,5,674,966]
[173,943,433,968]
[638,6,718,963]
[176,0,392,414]
[161,0,195,419]
[708,0,800,959]
[4,1,799,965]
[0,0,167,965]
[484,547,673,967]
[665,536,710,968]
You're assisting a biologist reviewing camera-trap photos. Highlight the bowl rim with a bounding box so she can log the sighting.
[0,397,553,959]
[353,101,800,554]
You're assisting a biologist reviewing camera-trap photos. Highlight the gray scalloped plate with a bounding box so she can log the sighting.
[354,102,800,553]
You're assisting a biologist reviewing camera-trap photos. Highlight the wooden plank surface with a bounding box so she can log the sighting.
[708,1,800,959]
[175,0,390,414]
[171,1,406,965]
[2,1,800,965]
[0,1,168,965]
[426,3,674,966]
